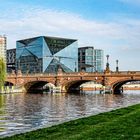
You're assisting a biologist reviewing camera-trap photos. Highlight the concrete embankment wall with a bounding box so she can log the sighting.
[0,86,24,94]
[81,87,140,91]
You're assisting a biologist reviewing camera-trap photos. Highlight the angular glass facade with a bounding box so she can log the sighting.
[78,47,104,72]
[16,36,78,74]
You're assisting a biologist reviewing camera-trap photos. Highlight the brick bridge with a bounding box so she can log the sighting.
[6,70,140,94]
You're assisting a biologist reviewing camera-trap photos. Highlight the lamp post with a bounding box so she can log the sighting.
[75,60,77,72]
[116,59,119,72]
[105,54,110,73]
[26,64,29,74]
[106,55,109,65]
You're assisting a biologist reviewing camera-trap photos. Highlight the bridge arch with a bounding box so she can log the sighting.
[4,81,14,86]
[62,79,102,93]
[5,79,16,86]
[112,78,140,94]
[24,80,55,93]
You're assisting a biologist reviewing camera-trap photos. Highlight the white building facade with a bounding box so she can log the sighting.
[0,36,7,63]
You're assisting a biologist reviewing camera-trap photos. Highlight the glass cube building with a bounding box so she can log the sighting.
[78,47,104,72]
[16,36,78,74]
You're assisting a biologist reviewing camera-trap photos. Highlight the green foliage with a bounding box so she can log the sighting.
[1,104,140,140]
[0,57,6,90]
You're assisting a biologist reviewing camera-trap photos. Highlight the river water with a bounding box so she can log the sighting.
[0,90,140,137]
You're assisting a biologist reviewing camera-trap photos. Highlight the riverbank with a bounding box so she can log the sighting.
[0,86,24,94]
[1,103,140,140]
[81,87,140,91]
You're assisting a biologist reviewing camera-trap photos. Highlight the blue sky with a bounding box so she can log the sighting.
[0,0,140,70]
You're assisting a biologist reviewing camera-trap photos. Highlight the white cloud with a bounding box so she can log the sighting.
[1,8,140,70]
[0,9,127,44]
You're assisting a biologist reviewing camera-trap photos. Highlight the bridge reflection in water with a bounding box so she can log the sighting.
[0,91,140,137]
[6,71,140,94]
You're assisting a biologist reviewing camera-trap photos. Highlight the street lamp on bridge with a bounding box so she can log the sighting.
[116,59,119,72]
[105,54,110,73]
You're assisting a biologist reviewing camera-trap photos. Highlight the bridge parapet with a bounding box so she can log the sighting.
[6,71,140,93]
[111,71,140,74]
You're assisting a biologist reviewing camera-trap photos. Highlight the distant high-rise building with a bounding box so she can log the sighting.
[16,36,78,74]
[0,35,7,62]
[78,47,104,72]
[7,48,16,73]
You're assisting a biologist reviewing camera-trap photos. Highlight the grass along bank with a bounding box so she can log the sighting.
[1,104,140,140]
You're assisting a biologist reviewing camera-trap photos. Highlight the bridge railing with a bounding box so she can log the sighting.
[7,72,105,77]
[110,71,140,75]
[7,71,140,77]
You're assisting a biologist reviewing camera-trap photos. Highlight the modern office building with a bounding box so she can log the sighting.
[0,35,7,63]
[78,46,103,72]
[16,36,78,74]
[7,48,16,73]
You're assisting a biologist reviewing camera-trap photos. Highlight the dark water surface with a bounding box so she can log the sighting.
[0,90,140,137]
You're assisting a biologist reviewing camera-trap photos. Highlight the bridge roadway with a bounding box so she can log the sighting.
[6,70,140,93]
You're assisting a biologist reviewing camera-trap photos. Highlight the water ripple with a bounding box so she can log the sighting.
[0,91,140,137]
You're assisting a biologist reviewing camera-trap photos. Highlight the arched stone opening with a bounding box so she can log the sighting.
[24,81,55,93]
[4,81,14,86]
[113,79,139,94]
[64,80,97,93]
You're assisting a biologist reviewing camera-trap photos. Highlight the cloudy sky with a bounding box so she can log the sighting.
[0,0,140,71]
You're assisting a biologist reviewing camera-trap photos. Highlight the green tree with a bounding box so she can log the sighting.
[0,57,6,91]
